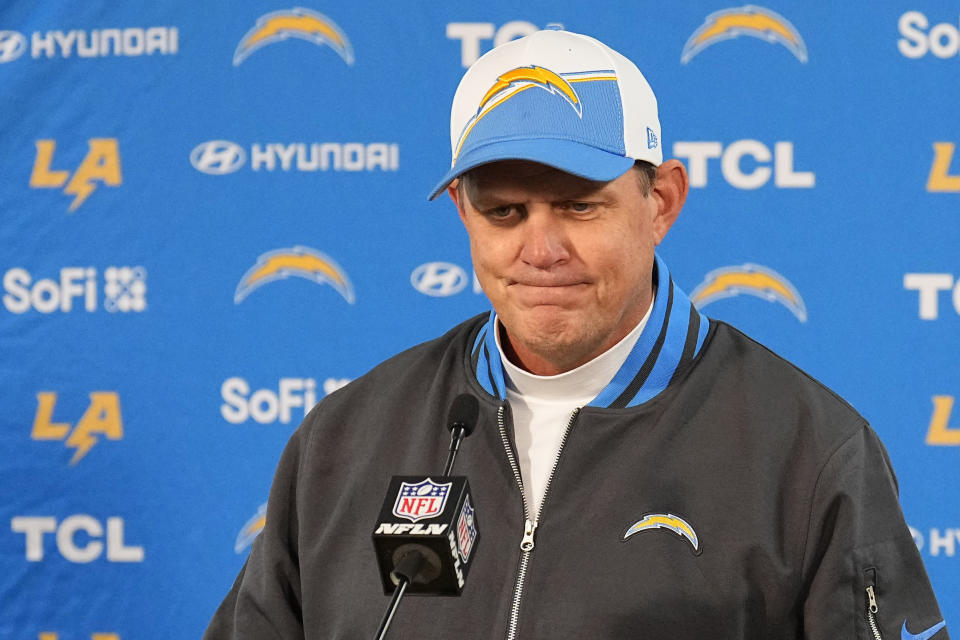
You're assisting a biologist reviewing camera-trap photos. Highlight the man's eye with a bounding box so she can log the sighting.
[486,206,517,219]
[567,202,593,213]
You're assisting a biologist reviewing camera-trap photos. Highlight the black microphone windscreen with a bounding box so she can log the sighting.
[447,394,479,437]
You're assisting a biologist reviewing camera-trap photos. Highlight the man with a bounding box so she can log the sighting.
[206,28,948,639]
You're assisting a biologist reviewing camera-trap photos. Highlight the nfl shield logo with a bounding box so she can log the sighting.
[392,478,452,523]
[456,495,477,562]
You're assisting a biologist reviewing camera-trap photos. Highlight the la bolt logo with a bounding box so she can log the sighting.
[927,395,960,446]
[32,391,123,464]
[29,139,122,212]
[927,142,960,192]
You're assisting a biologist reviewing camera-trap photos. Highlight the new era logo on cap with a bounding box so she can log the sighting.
[429,28,663,199]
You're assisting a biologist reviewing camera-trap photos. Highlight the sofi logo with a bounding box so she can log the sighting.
[447,21,559,67]
[3,266,146,314]
[672,141,814,189]
[10,516,143,563]
[220,377,351,424]
[899,12,960,59]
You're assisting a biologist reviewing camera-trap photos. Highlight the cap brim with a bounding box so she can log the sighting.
[427,139,636,200]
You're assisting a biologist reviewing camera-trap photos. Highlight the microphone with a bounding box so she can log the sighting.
[372,394,481,608]
[443,394,479,476]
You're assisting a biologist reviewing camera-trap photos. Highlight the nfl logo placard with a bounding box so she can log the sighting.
[457,495,477,562]
[392,478,452,523]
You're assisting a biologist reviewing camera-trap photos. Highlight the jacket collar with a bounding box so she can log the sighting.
[470,254,709,408]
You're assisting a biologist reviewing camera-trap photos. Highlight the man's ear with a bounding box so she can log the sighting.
[651,159,688,245]
[447,181,468,224]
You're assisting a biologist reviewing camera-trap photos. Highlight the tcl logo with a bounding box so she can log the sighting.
[10,516,143,563]
[447,21,559,67]
[904,274,960,319]
[672,141,814,189]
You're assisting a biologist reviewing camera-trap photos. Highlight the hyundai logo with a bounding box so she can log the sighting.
[909,526,924,552]
[411,262,468,297]
[190,140,246,175]
[0,31,26,63]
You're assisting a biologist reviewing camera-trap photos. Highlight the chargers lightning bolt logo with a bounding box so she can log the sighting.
[234,246,355,304]
[453,66,615,160]
[235,504,267,553]
[479,66,582,117]
[233,7,354,66]
[623,513,701,554]
[690,264,807,322]
[681,5,808,64]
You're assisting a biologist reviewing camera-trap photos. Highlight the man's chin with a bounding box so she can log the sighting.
[505,319,604,372]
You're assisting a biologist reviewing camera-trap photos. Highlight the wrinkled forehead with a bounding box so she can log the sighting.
[460,160,614,203]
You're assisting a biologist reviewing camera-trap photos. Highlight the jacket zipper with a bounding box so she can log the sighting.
[865,568,883,640]
[497,403,581,640]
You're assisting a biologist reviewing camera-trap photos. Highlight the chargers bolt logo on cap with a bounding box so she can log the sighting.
[428,28,663,199]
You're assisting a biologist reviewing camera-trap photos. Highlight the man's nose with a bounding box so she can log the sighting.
[518,210,570,268]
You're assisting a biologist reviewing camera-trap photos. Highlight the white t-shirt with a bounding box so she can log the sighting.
[495,300,654,516]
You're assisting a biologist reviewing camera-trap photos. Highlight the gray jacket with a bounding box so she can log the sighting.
[206,258,947,639]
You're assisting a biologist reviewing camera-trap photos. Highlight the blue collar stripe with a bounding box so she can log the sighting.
[694,310,710,355]
[590,255,672,408]
[624,278,699,407]
[472,256,705,408]
[473,311,507,400]
[472,319,494,397]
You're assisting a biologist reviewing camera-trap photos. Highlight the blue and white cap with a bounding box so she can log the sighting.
[428,28,662,199]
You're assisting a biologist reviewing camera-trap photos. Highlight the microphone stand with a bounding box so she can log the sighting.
[374,549,427,640]
[373,394,478,640]
[373,425,465,639]
[442,424,468,477]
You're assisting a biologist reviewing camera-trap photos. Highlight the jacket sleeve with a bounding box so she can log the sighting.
[801,424,948,639]
[203,425,307,639]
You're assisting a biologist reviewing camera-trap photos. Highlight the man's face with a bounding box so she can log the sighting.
[449,160,674,376]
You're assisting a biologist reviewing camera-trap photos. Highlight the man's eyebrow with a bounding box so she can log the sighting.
[554,183,615,202]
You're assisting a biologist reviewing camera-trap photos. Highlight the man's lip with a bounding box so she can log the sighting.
[507,280,588,287]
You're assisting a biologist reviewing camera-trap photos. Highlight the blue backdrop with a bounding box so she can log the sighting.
[1,1,958,637]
